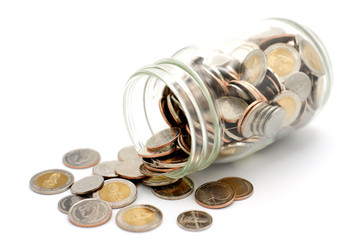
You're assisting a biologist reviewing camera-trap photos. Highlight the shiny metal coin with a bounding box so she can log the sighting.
[283,72,312,101]
[265,43,301,78]
[259,34,296,50]
[195,181,235,209]
[71,175,104,195]
[116,146,146,179]
[216,96,248,123]
[167,94,187,126]
[240,48,267,86]
[218,177,254,200]
[116,204,163,232]
[58,194,85,214]
[146,127,181,151]
[62,148,100,169]
[272,90,302,126]
[159,97,178,127]
[239,101,268,138]
[262,106,286,137]
[29,169,74,195]
[147,149,188,168]
[138,143,176,158]
[151,176,194,200]
[93,178,137,209]
[92,160,119,178]
[142,175,179,187]
[139,163,168,177]
[227,83,251,102]
[177,210,212,231]
[299,39,325,76]
[217,141,257,163]
[68,199,112,227]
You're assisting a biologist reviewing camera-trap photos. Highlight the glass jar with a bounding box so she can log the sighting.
[123,18,332,179]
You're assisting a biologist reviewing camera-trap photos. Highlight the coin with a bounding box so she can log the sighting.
[216,96,248,123]
[177,210,212,231]
[283,72,312,101]
[241,48,267,86]
[116,146,146,179]
[159,97,178,127]
[146,127,181,151]
[62,148,100,169]
[151,176,194,200]
[217,142,256,163]
[92,160,119,178]
[29,169,74,195]
[218,177,254,200]
[259,34,296,50]
[167,94,187,126]
[93,178,137,208]
[265,43,301,78]
[142,175,179,187]
[272,90,301,126]
[71,175,104,195]
[146,149,188,168]
[195,181,235,209]
[116,204,163,232]
[68,199,112,227]
[239,101,268,138]
[58,194,86,214]
[299,39,325,76]
[138,144,176,158]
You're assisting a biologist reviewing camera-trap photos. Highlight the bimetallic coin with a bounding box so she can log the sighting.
[62,148,100,169]
[273,90,302,126]
[241,48,267,86]
[151,176,194,200]
[259,34,296,50]
[265,43,301,78]
[58,194,85,214]
[177,210,212,231]
[93,178,137,209]
[116,204,163,232]
[283,72,312,101]
[146,127,181,151]
[216,96,248,123]
[29,169,74,195]
[218,177,254,200]
[299,39,325,76]
[195,181,235,209]
[71,175,104,195]
[116,146,146,179]
[68,199,112,227]
[92,160,119,178]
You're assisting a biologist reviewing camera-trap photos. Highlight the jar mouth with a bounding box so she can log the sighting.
[123,58,221,178]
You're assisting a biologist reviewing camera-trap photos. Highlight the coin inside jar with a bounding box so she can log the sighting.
[218,177,254,200]
[146,127,181,151]
[68,199,112,228]
[116,204,163,232]
[29,169,74,195]
[195,181,235,209]
[299,38,325,76]
[272,90,301,126]
[177,210,212,231]
[216,96,248,123]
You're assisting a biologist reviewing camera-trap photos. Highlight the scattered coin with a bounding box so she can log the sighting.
[218,177,254,200]
[195,181,235,209]
[116,146,146,179]
[68,199,112,227]
[116,204,163,232]
[29,169,74,195]
[71,175,104,195]
[62,148,100,169]
[151,176,194,200]
[58,194,86,214]
[177,210,212,231]
[93,178,137,208]
[92,160,119,178]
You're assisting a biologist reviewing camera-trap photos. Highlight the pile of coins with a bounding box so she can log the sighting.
[30,148,254,232]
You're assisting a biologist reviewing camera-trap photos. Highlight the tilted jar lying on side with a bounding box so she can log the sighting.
[123,18,332,179]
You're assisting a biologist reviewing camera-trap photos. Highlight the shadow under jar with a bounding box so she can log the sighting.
[123,18,332,179]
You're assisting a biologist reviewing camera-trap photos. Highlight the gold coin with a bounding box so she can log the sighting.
[265,43,300,77]
[36,172,68,189]
[273,90,301,126]
[301,41,325,76]
[218,177,253,200]
[30,169,74,194]
[116,204,163,232]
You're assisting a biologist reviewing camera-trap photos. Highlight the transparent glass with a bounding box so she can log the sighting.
[123,18,332,179]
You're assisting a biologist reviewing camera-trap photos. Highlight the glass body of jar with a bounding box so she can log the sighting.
[123,18,332,179]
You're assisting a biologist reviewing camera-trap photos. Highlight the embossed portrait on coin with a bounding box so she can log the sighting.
[65,150,88,165]
[76,201,105,223]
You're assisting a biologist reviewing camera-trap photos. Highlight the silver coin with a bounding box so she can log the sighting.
[227,83,251,102]
[29,169,74,195]
[139,163,167,177]
[146,127,181,151]
[68,199,112,227]
[216,96,248,123]
[262,106,286,137]
[116,146,146,179]
[283,72,312,101]
[142,175,179,187]
[92,160,119,178]
[240,102,268,138]
[138,144,176,158]
[58,194,85,214]
[177,210,212,231]
[116,204,163,232]
[93,178,137,209]
[71,175,104,195]
[62,148,100,169]
[151,176,194,200]
[147,149,189,168]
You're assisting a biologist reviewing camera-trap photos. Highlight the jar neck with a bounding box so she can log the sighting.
[123,58,222,178]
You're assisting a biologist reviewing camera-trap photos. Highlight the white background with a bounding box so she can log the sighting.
[1,0,359,239]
